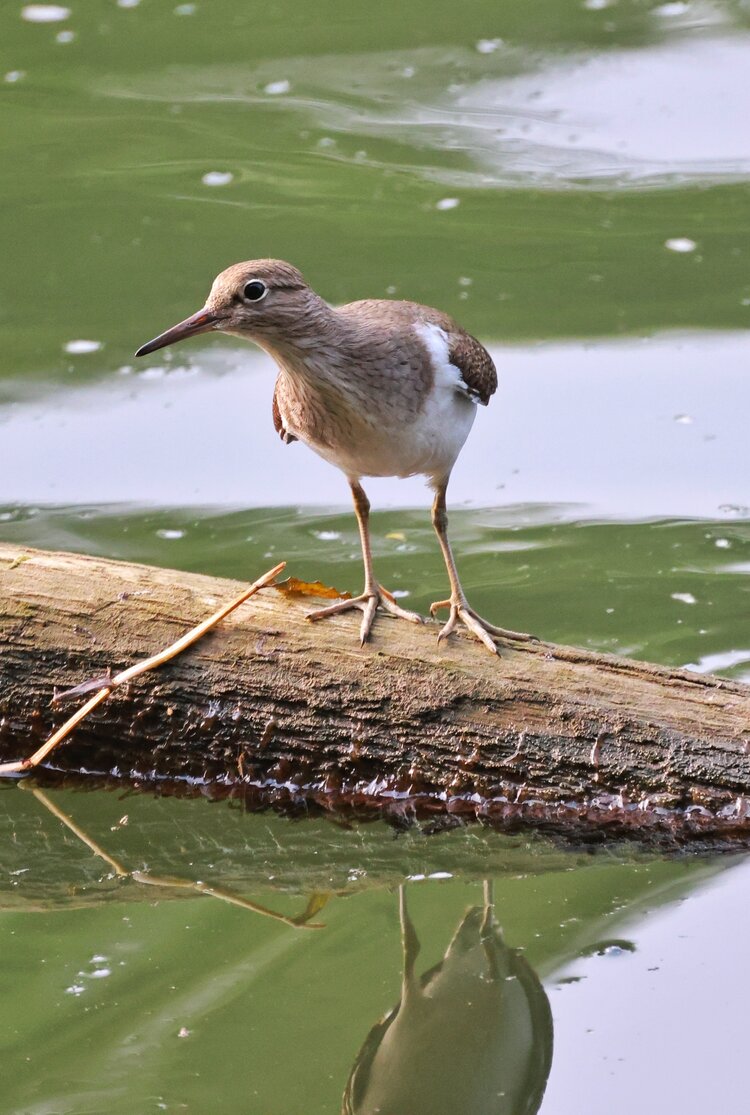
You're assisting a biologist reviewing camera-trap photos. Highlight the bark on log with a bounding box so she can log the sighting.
[1,544,749,849]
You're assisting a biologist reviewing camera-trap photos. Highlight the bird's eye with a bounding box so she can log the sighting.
[243,279,268,303]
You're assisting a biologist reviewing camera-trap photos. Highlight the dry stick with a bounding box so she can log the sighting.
[0,561,286,776]
[27,786,326,929]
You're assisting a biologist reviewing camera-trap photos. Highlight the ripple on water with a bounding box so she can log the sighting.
[684,648,750,679]
[92,35,750,190]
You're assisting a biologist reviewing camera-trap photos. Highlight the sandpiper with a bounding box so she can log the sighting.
[136,259,535,654]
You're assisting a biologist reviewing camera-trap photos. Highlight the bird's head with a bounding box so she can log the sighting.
[135,259,321,357]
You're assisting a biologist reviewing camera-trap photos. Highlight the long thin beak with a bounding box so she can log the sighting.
[135,307,220,357]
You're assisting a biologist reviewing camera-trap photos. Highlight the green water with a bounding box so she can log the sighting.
[1,0,750,1111]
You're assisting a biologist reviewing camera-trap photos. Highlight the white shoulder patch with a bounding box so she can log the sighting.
[413,321,476,402]
[414,321,457,382]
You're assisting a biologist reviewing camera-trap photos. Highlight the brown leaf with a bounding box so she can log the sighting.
[274,577,351,601]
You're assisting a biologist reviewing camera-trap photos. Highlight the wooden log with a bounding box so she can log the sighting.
[1,543,749,848]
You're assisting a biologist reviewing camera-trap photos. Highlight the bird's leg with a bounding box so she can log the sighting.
[399,885,421,1003]
[307,480,423,644]
[429,479,537,655]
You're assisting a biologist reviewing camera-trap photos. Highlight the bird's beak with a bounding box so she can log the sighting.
[135,307,220,357]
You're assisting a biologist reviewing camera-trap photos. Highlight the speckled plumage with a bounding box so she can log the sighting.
[262,294,497,483]
[143,259,497,479]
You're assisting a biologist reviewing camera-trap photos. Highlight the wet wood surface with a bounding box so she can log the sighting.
[2,543,749,848]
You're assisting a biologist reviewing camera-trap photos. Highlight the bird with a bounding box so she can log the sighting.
[135,259,536,654]
[342,882,553,1114]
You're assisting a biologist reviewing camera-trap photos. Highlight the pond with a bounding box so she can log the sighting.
[1,0,749,1111]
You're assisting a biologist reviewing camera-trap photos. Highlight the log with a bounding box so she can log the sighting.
[1,543,749,849]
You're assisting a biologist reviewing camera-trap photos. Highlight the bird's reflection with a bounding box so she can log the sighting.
[343,882,553,1115]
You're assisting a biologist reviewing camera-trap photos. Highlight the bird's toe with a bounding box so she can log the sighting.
[437,606,459,643]
[359,595,379,644]
[458,608,501,656]
[464,605,538,643]
[306,596,365,623]
[379,588,424,624]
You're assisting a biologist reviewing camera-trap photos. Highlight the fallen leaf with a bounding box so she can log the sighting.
[385,531,406,541]
[275,577,351,601]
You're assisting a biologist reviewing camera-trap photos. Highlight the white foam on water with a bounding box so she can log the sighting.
[201,170,233,186]
[21,5,70,22]
[64,339,101,354]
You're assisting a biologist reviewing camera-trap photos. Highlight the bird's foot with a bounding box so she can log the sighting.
[307,585,423,645]
[430,598,538,656]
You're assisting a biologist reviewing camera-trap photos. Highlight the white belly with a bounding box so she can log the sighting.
[277,320,482,483]
[305,388,476,482]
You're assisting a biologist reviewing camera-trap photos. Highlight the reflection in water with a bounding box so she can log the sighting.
[343,883,553,1115]
[27,785,328,929]
[1,783,735,1114]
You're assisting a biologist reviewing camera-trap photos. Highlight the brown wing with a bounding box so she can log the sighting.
[272,382,297,444]
[338,298,498,406]
[447,330,497,406]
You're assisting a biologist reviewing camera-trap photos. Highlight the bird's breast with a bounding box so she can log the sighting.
[273,348,476,481]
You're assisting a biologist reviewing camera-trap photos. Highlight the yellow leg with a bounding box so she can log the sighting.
[307,480,423,644]
[429,479,537,655]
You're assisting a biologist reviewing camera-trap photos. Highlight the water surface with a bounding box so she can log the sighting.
[1,0,749,1111]
[1,783,746,1114]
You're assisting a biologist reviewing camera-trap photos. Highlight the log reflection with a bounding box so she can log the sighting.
[343,882,553,1115]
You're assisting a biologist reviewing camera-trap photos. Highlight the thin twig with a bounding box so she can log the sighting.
[0,562,285,776]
